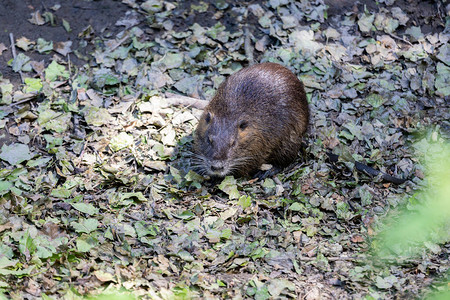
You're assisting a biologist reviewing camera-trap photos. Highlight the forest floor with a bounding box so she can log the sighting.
[0,0,449,299]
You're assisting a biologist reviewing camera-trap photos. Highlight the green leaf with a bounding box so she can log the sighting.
[338,130,354,140]
[213,0,228,10]
[0,180,12,195]
[19,232,36,256]
[24,78,43,93]
[35,244,54,259]
[0,143,32,165]
[268,279,296,297]
[43,134,64,149]
[51,187,72,198]
[404,26,423,42]
[141,0,164,13]
[37,110,71,133]
[71,202,99,215]
[71,218,99,233]
[238,195,251,209]
[299,74,323,90]
[305,224,318,237]
[123,224,136,237]
[109,132,134,152]
[174,75,201,95]
[343,123,362,140]
[335,202,354,220]
[153,53,184,70]
[83,106,112,127]
[177,250,194,262]
[185,170,203,187]
[254,285,270,300]
[289,202,305,212]
[424,241,441,254]
[258,14,272,28]
[62,18,71,32]
[26,156,52,167]
[0,266,33,276]
[76,235,98,252]
[262,178,276,189]
[170,166,183,183]
[206,229,221,243]
[134,221,158,238]
[45,61,69,81]
[435,62,450,97]
[0,257,18,269]
[12,53,31,72]
[375,275,397,289]
[93,68,120,87]
[218,176,240,200]
[206,23,228,42]
[365,93,385,108]
[359,186,373,206]
[191,2,208,13]
[357,13,375,32]
[119,192,147,203]
[177,210,195,220]
[220,228,232,239]
[0,82,13,105]
[36,38,53,53]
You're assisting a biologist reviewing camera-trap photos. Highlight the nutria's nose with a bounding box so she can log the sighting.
[210,164,224,172]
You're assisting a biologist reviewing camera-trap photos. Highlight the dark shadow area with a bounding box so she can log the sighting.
[0,0,129,85]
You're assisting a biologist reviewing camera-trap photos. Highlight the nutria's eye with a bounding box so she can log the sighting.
[205,112,211,124]
[238,120,248,130]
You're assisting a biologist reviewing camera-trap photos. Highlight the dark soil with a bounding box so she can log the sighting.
[0,0,445,85]
[0,0,129,85]
[324,0,446,34]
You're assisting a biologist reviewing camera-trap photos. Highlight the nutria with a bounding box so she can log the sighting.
[193,62,309,178]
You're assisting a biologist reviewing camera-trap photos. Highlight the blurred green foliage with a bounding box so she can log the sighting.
[373,129,449,297]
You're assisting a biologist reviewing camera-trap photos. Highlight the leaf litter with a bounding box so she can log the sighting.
[0,0,449,298]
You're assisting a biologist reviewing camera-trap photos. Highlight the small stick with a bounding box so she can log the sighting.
[110,34,130,52]
[299,256,358,262]
[9,93,38,107]
[9,33,25,84]
[386,32,413,46]
[67,53,72,85]
[165,93,208,109]
[244,27,255,65]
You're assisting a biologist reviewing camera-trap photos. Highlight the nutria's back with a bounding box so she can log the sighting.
[194,62,309,177]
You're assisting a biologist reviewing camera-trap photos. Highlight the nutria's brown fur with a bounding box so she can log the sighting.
[193,62,309,177]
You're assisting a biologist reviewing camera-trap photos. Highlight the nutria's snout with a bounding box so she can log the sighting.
[193,123,240,177]
[202,159,228,177]
[193,62,310,178]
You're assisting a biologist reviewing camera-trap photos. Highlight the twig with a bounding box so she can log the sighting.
[9,33,24,84]
[244,27,255,65]
[386,32,413,46]
[299,256,358,262]
[110,33,130,52]
[75,141,88,169]
[67,53,72,84]
[39,112,64,125]
[165,93,208,109]
[9,93,38,107]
